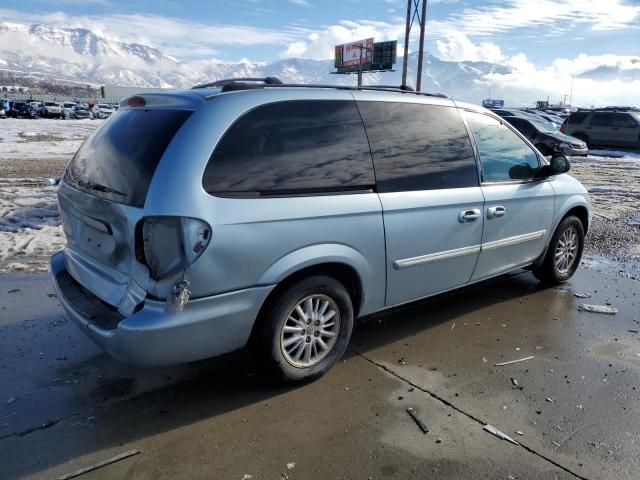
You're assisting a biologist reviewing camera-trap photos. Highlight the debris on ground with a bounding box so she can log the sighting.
[482,357,488,364]
[578,304,618,314]
[546,397,555,403]
[552,441,561,447]
[495,356,535,367]
[286,462,295,470]
[6,397,16,405]
[406,407,429,434]
[515,431,524,436]
[242,475,253,480]
[398,358,406,365]
[511,378,523,390]
[450,321,456,331]
[574,293,592,298]
[554,287,570,294]
[53,449,142,480]
[483,424,519,446]
[628,329,639,334]
[7,289,20,293]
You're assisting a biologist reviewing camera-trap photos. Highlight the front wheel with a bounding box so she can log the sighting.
[532,216,585,284]
[255,275,354,382]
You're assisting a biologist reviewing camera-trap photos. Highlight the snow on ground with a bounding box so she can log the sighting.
[0,178,64,273]
[570,149,640,219]
[0,118,102,160]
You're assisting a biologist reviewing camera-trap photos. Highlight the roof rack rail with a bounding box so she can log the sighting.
[197,79,447,98]
[268,83,446,98]
[192,77,283,89]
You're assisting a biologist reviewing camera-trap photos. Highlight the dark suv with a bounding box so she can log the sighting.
[562,110,640,149]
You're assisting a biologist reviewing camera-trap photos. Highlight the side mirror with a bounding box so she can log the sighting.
[541,154,570,177]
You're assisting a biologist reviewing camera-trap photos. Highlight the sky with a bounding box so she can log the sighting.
[1,0,639,105]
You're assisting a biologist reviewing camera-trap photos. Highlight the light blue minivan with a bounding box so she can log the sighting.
[51,79,590,381]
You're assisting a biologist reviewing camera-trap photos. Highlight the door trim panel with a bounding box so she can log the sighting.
[394,229,546,269]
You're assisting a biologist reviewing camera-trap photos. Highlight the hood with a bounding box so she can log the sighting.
[544,131,585,145]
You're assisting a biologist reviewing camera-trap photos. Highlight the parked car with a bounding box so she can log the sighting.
[70,106,91,119]
[51,80,591,381]
[561,110,640,149]
[94,103,115,119]
[0,107,6,119]
[504,116,587,156]
[8,102,39,119]
[42,101,64,119]
[527,110,565,128]
[490,108,559,130]
[61,101,78,118]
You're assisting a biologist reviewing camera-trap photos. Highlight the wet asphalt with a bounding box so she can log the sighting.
[1,267,639,480]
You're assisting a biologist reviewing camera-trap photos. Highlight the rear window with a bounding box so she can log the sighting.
[202,100,375,196]
[64,109,191,207]
[568,112,588,124]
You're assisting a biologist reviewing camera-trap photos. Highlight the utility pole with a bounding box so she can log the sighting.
[569,75,574,106]
[401,0,412,87]
[357,45,363,87]
[401,0,428,91]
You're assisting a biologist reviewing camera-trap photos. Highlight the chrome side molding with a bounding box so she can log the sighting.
[481,230,546,251]
[394,230,547,270]
[394,244,481,270]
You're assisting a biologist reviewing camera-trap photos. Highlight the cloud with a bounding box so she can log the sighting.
[481,52,640,107]
[280,20,405,60]
[289,0,311,6]
[427,0,640,38]
[436,32,505,63]
[0,8,309,60]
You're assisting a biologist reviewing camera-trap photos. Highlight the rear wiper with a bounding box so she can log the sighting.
[77,180,127,197]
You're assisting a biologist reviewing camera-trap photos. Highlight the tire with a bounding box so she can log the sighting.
[532,216,584,284]
[535,143,550,156]
[573,133,590,149]
[255,275,354,382]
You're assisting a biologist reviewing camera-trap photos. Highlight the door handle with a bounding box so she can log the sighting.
[459,208,481,223]
[487,206,507,219]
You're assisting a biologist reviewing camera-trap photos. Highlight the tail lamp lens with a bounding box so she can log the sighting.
[140,217,211,280]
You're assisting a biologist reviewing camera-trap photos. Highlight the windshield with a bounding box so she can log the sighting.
[64,108,192,207]
[528,117,557,133]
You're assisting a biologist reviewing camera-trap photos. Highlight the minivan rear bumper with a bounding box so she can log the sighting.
[51,251,274,366]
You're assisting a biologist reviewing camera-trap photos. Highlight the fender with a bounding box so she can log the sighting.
[534,175,591,267]
[257,242,383,316]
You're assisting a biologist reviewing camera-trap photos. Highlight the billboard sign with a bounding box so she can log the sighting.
[482,99,504,108]
[335,38,373,69]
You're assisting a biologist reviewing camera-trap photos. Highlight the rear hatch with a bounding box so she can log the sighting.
[59,107,192,316]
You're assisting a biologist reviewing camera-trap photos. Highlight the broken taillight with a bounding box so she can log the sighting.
[138,216,211,280]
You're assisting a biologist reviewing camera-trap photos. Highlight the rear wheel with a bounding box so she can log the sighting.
[532,216,584,284]
[256,275,354,382]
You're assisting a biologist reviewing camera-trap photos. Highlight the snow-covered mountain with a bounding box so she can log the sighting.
[0,21,510,101]
[3,21,638,107]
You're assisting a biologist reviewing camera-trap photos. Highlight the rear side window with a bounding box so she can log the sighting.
[64,109,191,207]
[568,112,588,124]
[613,113,638,128]
[590,113,614,127]
[465,111,540,183]
[357,102,478,192]
[203,100,374,196]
